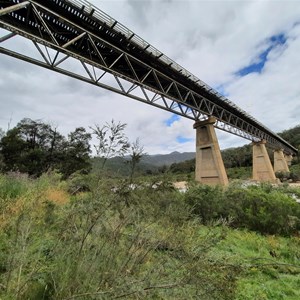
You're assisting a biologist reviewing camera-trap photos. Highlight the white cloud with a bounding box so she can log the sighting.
[0,0,300,155]
[226,22,300,132]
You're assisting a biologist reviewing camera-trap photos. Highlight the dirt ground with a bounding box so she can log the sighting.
[289,182,300,188]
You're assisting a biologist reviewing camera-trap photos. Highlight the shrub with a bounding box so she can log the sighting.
[185,185,224,224]
[185,184,300,236]
[224,186,300,235]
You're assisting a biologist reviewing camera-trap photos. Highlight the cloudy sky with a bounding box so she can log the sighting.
[0,0,300,154]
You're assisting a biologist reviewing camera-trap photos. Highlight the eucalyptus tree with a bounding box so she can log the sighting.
[0,118,91,177]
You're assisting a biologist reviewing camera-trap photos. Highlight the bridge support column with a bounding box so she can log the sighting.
[284,154,293,166]
[193,117,228,185]
[274,150,290,173]
[252,140,277,182]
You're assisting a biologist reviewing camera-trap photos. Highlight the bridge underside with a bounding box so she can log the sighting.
[0,0,297,157]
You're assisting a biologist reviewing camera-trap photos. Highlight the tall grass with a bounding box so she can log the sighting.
[1,173,300,299]
[0,173,239,299]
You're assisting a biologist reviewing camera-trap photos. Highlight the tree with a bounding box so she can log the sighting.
[0,128,4,139]
[61,127,92,178]
[0,118,92,178]
[0,127,27,173]
[127,138,147,183]
[0,119,53,175]
[222,144,251,168]
[91,120,130,168]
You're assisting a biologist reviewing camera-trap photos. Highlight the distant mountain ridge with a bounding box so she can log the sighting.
[91,151,195,176]
[141,151,195,166]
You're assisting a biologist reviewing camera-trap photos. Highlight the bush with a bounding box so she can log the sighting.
[227,167,251,180]
[185,184,300,236]
[185,185,224,224]
[275,170,299,182]
[225,186,300,235]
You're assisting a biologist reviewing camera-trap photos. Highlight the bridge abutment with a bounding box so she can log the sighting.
[193,117,228,185]
[274,149,290,173]
[252,140,277,182]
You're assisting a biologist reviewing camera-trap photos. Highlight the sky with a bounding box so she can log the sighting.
[0,0,300,154]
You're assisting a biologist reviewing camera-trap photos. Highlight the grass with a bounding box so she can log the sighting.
[215,230,300,299]
[0,172,300,299]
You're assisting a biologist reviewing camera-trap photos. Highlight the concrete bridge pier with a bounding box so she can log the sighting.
[284,154,293,166]
[252,140,277,182]
[274,149,290,173]
[193,117,228,185]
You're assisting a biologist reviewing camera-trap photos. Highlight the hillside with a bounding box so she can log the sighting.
[169,124,300,173]
[91,151,195,176]
[141,151,195,166]
[90,124,300,178]
[278,125,300,149]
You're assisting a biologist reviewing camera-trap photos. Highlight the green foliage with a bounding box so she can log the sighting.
[169,158,195,173]
[61,127,92,178]
[227,167,251,180]
[0,173,29,201]
[1,173,300,299]
[0,118,91,178]
[185,185,224,224]
[185,183,300,235]
[222,144,252,168]
[225,185,300,235]
[275,170,300,183]
[91,119,130,168]
[290,163,300,181]
[278,125,300,150]
[215,230,300,300]
[0,173,240,299]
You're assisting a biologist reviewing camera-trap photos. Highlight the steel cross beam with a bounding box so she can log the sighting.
[0,0,297,155]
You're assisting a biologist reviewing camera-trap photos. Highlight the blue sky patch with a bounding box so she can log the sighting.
[176,136,193,143]
[165,114,180,126]
[236,33,287,77]
[215,84,229,97]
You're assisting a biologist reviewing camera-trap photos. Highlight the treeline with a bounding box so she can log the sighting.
[167,144,253,175]
[1,118,299,179]
[0,118,91,178]
[0,118,146,180]
[279,125,300,149]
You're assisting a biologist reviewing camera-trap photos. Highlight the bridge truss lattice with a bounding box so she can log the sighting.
[0,0,297,154]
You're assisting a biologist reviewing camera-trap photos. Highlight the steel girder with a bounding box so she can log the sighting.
[0,0,298,155]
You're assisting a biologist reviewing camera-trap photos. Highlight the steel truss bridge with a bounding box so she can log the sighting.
[0,0,297,155]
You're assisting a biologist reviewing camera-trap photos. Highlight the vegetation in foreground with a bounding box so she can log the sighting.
[0,120,300,299]
[1,172,300,299]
